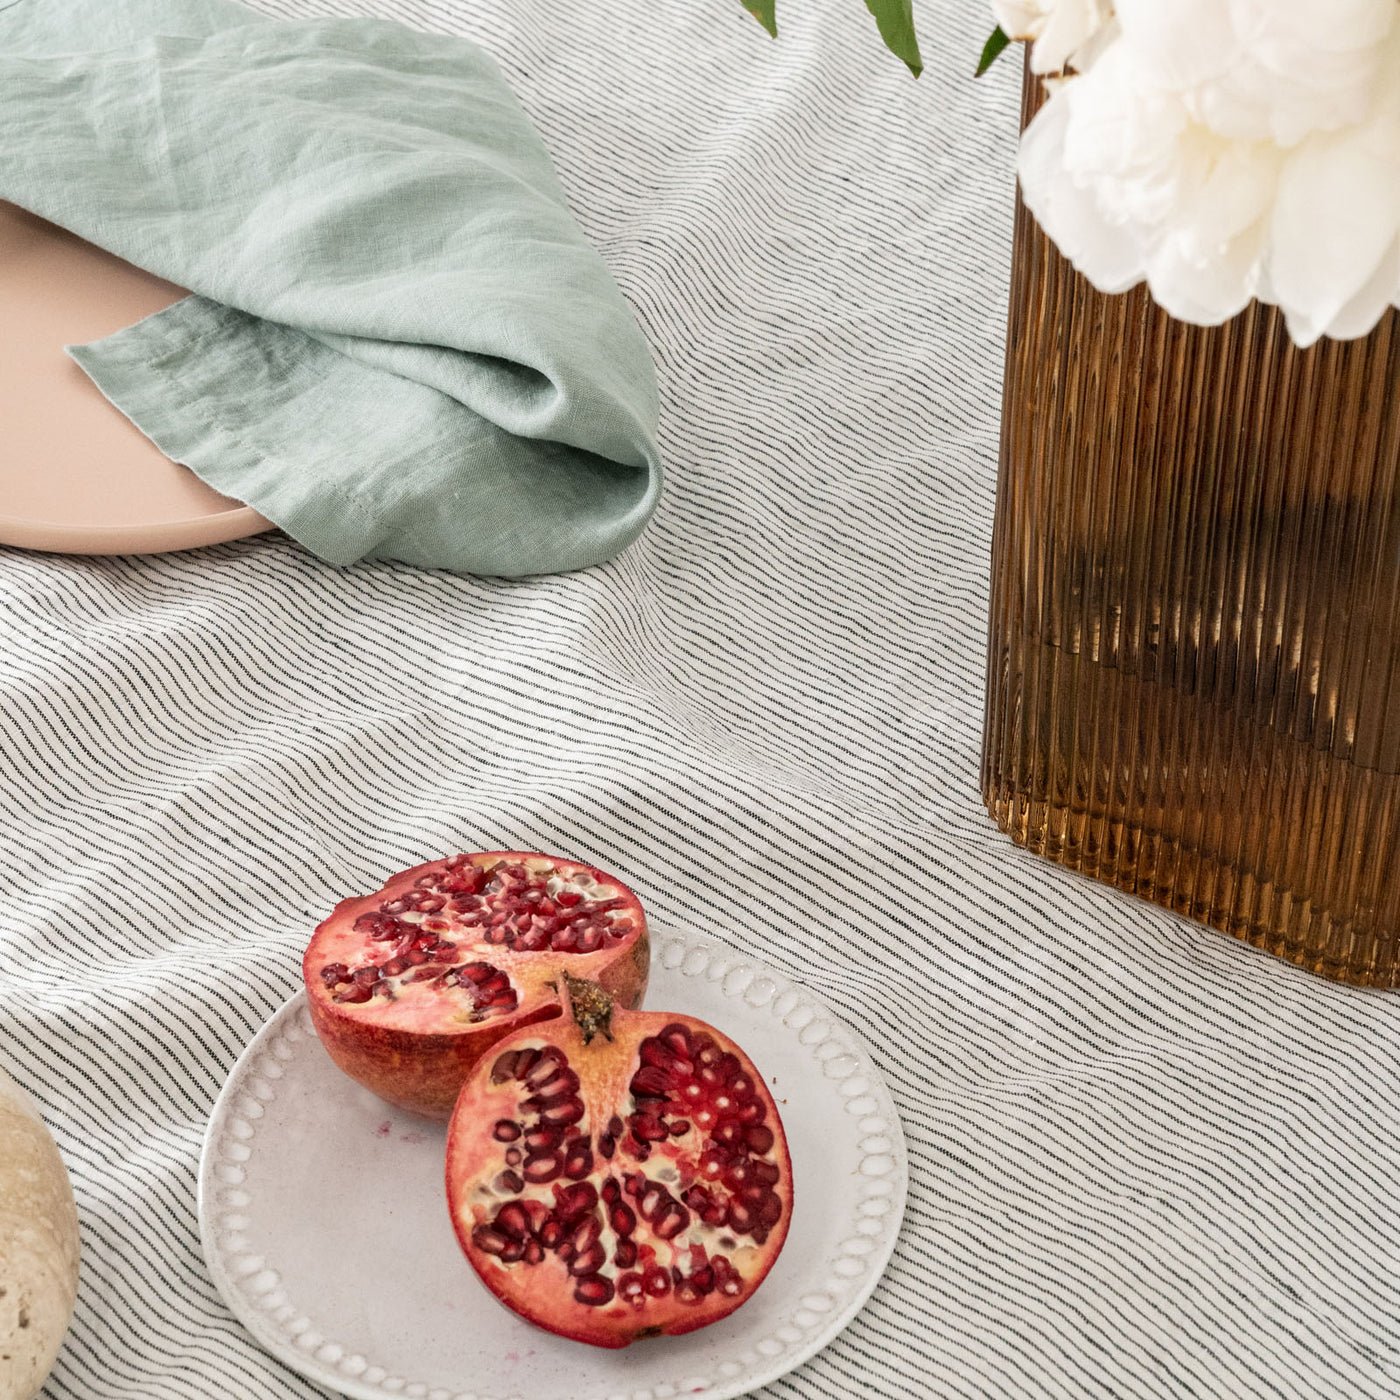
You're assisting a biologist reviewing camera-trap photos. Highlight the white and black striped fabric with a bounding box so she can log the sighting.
[6,0,1400,1396]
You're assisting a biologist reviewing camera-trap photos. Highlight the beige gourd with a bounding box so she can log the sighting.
[0,1067,79,1400]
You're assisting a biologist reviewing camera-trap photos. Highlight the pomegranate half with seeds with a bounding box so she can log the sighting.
[303,852,650,1119]
[445,971,792,1349]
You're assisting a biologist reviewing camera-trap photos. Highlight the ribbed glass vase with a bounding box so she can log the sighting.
[982,77,1400,988]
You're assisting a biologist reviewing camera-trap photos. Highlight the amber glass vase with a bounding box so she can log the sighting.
[982,77,1400,987]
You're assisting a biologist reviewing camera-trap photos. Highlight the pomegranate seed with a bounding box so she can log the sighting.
[703,1204,728,1227]
[617,1271,645,1303]
[472,1225,510,1256]
[526,1058,567,1091]
[610,1203,636,1235]
[564,1143,594,1180]
[632,1115,668,1142]
[576,926,604,953]
[654,1204,690,1240]
[491,1052,520,1082]
[554,1182,599,1220]
[643,1266,671,1297]
[505,1149,522,1166]
[319,963,348,987]
[668,1120,691,1137]
[496,1202,531,1240]
[525,1126,561,1153]
[639,1186,666,1220]
[754,1160,781,1187]
[759,1193,783,1227]
[746,1125,775,1154]
[418,895,445,912]
[574,1273,614,1306]
[569,1215,602,1252]
[539,1218,565,1250]
[353,966,380,985]
[556,891,582,907]
[495,1170,525,1194]
[598,1134,616,1160]
[570,1242,606,1276]
[691,1265,715,1296]
[523,1153,563,1184]
[539,1098,585,1127]
[725,1162,753,1190]
[727,1201,755,1233]
[382,958,406,977]
[614,1237,638,1269]
[524,1240,544,1265]
[493,1120,521,1142]
[601,1178,621,1204]
[335,984,372,1004]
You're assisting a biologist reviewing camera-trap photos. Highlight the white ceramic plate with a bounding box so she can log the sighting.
[198,931,908,1400]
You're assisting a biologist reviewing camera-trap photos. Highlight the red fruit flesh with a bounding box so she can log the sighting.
[303,853,649,1118]
[446,972,792,1349]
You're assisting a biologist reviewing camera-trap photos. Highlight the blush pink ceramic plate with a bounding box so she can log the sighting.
[0,200,271,555]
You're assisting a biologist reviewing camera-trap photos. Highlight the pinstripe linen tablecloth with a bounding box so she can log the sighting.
[6,1,1400,1397]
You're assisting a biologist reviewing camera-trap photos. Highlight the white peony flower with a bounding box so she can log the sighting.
[1008,0,1400,345]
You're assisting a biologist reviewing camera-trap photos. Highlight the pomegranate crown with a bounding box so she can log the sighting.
[557,970,614,1045]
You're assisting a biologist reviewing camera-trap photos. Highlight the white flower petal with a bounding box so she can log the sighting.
[1319,235,1400,340]
[1270,124,1400,334]
[1030,0,1114,73]
[1144,229,1257,326]
[1018,86,1146,292]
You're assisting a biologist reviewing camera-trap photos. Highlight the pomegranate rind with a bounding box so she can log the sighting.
[303,852,650,1119]
[445,1005,793,1349]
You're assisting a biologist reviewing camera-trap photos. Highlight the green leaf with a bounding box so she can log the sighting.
[741,0,777,38]
[975,25,1011,77]
[863,0,922,77]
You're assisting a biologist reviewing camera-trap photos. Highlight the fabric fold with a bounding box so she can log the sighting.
[0,0,662,575]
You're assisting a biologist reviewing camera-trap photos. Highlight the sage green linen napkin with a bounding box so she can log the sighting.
[0,0,661,575]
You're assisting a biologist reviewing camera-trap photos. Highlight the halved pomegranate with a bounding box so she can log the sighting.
[303,852,649,1119]
[445,971,792,1349]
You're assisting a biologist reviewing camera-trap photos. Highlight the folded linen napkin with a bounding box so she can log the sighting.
[0,0,662,575]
